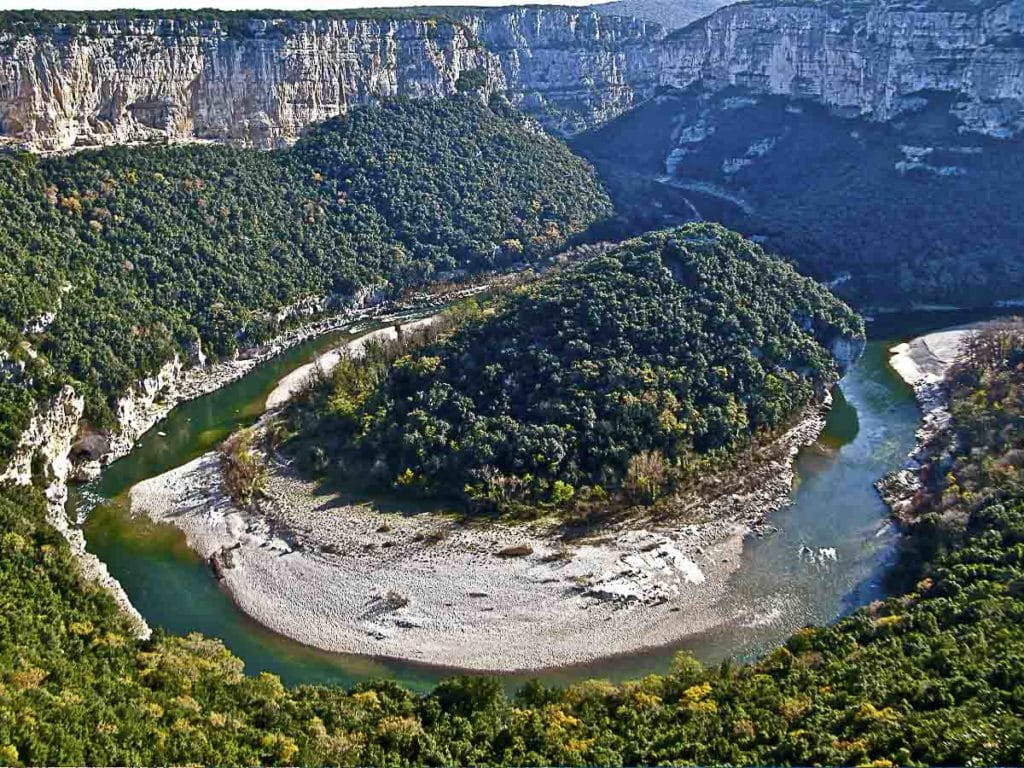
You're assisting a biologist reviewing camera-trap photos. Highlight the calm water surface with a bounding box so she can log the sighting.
[77,310,995,692]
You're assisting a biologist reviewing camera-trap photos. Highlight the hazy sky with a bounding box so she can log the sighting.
[0,0,600,9]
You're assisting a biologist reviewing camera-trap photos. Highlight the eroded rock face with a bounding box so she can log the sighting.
[1,1,1023,149]
[0,384,83,492]
[830,336,867,375]
[658,0,1024,137]
[463,8,661,134]
[0,10,658,150]
[0,385,151,637]
[0,16,499,150]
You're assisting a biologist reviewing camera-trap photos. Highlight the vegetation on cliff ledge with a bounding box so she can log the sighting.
[0,97,611,457]
[2,322,1023,766]
[280,224,862,514]
[0,8,463,35]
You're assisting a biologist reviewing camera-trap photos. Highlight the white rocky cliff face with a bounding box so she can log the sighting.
[0,386,151,637]
[0,16,498,150]
[2,2,1023,150]
[0,10,657,150]
[464,8,661,133]
[658,0,1024,137]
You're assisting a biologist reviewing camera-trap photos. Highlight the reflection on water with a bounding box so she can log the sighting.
[78,314,974,691]
[680,339,913,663]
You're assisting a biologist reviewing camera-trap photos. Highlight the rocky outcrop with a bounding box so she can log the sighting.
[0,385,83,491]
[0,386,151,637]
[0,10,659,150]
[659,0,1024,137]
[1,2,1023,149]
[830,335,867,374]
[108,355,185,457]
[463,8,661,133]
[0,16,498,150]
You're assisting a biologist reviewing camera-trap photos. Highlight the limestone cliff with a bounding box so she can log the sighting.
[659,0,1024,137]
[0,16,499,150]
[1,1,1024,150]
[0,385,150,637]
[463,8,661,133]
[0,9,660,150]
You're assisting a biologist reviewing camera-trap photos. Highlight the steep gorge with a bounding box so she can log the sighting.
[3,0,1024,151]
[0,10,660,150]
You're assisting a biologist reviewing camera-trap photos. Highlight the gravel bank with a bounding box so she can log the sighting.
[888,328,975,395]
[264,316,440,411]
[129,401,831,671]
[878,326,977,515]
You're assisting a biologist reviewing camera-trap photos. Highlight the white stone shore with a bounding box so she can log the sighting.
[879,325,978,516]
[889,328,975,395]
[129,389,832,671]
[264,316,440,411]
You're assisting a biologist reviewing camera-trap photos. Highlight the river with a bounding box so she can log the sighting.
[73,309,998,692]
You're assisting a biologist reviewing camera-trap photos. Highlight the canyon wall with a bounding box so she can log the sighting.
[0,9,660,150]
[465,9,660,133]
[659,0,1024,138]
[0,17,499,150]
[1,1,1023,151]
[0,385,151,636]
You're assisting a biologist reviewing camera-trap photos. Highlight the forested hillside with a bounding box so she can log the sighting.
[280,224,861,514]
[573,88,1024,308]
[2,323,1022,766]
[0,97,611,457]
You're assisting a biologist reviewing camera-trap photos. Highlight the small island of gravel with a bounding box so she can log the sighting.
[131,224,865,670]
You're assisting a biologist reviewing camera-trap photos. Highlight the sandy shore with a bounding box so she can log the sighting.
[129,398,830,671]
[264,316,439,411]
[889,327,974,392]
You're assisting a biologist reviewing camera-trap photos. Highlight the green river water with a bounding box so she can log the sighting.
[74,309,1001,692]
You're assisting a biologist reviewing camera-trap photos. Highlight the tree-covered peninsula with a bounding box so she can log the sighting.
[280,224,862,514]
[0,96,611,457]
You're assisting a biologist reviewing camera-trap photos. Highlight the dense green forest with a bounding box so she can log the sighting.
[2,322,1022,766]
[279,224,861,513]
[0,97,611,456]
[573,88,1024,308]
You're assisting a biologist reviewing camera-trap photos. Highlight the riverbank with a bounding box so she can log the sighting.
[1,282,488,639]
[97,291,481,468]
[264,316,441,411]
[878,326,977,517]
[129,391,832,671]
